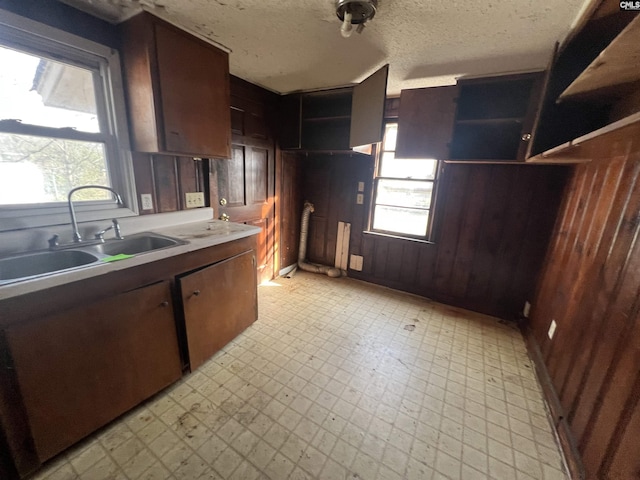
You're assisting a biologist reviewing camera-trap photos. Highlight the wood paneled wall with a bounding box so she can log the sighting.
[528,138,640,479]
[280,152,303,270]
[133,76,277,217]
[132,154,207,214]
[301,154,568,320]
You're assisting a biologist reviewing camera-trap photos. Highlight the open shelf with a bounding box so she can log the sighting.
[559,15,640,102]
[527,111,640,164]
[449,121,524,160]
[455,117,524,125]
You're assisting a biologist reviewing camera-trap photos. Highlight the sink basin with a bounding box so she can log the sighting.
[0,250,100,282]
[91,233,186,256]
[0,232,187,286]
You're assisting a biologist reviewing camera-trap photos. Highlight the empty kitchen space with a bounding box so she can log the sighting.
[31,273,567,480]
[1,0,639,479]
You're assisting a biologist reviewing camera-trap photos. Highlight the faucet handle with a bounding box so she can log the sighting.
[94,225,113,242]
[112,219,124,240]
[48,234,59,249]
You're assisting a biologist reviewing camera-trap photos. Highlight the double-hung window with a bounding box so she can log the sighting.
[0,10,135,230]
[371,123,440,239]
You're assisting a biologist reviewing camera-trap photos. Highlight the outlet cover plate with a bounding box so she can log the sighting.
[140,194,153,211]
[185,192,205,208]
[350,254,363,271]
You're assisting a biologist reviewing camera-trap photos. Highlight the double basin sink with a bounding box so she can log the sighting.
[0,232,187,285]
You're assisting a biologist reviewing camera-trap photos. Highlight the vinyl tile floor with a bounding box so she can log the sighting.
[33,272,568,480]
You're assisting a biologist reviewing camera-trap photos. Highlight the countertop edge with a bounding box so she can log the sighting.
[0,220,261,301]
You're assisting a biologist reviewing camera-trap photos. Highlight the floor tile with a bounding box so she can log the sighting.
[33,273,568,479]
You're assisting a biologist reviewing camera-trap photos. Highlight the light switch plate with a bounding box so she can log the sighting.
[185,192,205,208]
[358,181,365,192]
[356,193,364,205]
[140,193,153,211]
[523,301,531,318]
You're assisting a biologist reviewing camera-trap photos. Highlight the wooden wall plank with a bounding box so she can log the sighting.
[528,143,640,479]
[301,155,566,320]
[131,152,156,215]
[152,155,179,213]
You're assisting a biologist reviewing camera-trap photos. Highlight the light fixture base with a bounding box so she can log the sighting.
[336,0,378,25]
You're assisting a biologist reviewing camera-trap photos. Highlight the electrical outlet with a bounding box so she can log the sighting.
[358,181,365,192]
[548,319,557,340]
[350,254,363,271]
[523,301,531,318]
[140,193,153,211]
[356,193,364,205]
[185,192,205,208]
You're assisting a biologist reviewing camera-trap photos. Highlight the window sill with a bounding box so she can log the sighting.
[363,230,435,245]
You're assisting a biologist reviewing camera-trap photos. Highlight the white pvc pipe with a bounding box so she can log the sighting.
[298,201,341,278]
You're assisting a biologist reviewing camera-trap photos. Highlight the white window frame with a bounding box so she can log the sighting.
[0,9,137,232]
[370,122,441,240]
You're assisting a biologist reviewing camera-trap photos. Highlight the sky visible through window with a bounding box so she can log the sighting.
[0,45,109,204]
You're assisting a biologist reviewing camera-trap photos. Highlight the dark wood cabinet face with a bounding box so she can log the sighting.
[121,13,231,158]
[4,281,182,461]
[155,23,231,157]
[394,85,458,160]
[180,251,257,371]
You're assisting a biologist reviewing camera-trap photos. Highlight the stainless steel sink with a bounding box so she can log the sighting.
[91,232,186,256]
[0,232,187,286]
[0,250,100,283]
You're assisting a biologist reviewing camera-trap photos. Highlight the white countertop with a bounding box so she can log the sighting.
[0,217,260,301]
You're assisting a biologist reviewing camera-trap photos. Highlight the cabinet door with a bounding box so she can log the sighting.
[350,64,388,148]
[395,85,458,159]
[4,281,181,461]
[155,23,231,158]
[180,251,257,371]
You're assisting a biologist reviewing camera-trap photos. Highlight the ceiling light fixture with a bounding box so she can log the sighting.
[336,0,378,38]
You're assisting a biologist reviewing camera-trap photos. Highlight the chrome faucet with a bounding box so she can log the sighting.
[68,185,124,243]
[94,219,124,242]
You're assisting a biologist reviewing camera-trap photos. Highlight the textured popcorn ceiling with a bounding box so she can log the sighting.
[60,0,591,95]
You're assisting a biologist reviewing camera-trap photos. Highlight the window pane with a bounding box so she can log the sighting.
[376,179,433,209]
[373,205,429,236]
[0,46,100,133]
[383,123,397,151]
[0,133,109,204]
[380,156,437,180]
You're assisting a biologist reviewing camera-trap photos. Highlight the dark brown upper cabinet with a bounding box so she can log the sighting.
[120,13,231,158]
[279,65,388,152]
[448,72,545,162]
[394,85,458,159]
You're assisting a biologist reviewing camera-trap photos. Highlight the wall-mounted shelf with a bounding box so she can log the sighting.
[448,72,545,162]
[527,111,640,164]
[559,15,640,102]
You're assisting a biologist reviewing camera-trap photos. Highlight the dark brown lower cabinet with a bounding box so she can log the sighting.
[3,281,182,462]
[180,250,257,371]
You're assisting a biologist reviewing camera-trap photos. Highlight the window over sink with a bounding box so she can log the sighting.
[0,10,136,231]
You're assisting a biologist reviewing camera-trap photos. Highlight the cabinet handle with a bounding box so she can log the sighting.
[192,290,201,297]
[521,133,532,141]
[160,301,169,307]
